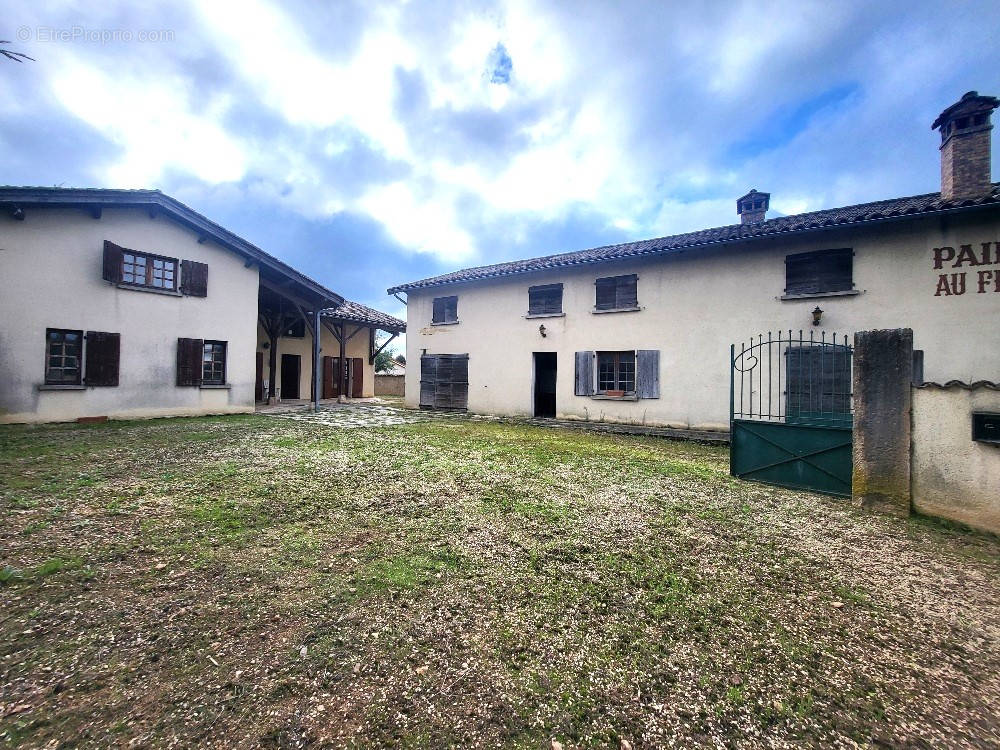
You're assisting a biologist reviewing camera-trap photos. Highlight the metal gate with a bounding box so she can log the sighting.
[730,331,853,497]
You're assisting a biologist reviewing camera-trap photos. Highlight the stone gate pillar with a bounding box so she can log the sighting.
[852,329,913,517]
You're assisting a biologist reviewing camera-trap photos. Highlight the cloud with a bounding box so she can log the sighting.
[2,0,998,309]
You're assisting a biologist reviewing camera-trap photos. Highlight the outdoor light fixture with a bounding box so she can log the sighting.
[539,324,547,337]
[812,306,823,326]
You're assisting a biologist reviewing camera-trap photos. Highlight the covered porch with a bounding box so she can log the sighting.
[256,276,405,408]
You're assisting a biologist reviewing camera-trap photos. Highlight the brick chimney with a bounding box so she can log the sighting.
[737,189,769,224]
[932,91,998,201]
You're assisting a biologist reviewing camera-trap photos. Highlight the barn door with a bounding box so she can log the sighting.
[420,353,469,410]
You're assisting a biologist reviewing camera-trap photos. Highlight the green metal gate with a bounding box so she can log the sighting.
[730,331,853,497]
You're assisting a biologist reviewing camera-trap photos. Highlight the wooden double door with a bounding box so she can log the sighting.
[322,356,364,399]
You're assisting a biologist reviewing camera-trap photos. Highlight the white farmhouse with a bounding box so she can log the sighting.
[390,92,1000,433]
[0,188,404,424]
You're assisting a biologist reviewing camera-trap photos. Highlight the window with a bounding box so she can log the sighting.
[597,351,635,394]
[432,295,459,324]
[784,248,853,296]
[122,251,177,290]
[595,274,638,311]
[45,328,83,384]
[283,319,306,338]
[528,283,563,315]
[202,341,227,385]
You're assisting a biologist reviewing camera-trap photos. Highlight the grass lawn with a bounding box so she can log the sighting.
[2,415,999,748]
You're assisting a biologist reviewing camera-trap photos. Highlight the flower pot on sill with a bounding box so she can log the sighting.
[605,389,625,398]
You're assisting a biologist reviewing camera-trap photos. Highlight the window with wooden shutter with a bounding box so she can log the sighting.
[528,284,563,315]
[176,337,203,386]
[784,248,853,296]
[636,350,659,399]
[202,341,227,385]
[597,351,635,393]
[84,331,120,387]
[45,328,83,385]
[594,274,638,311]
[180,260,209,297]
[574,351,594,396]
[419,354,469,409]
[431,296,459,324]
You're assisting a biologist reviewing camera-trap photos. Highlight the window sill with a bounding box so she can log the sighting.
[430,320,460,326]
[37,384,86,391]
[114,282,183,297]
[591,394,639,401]
[200,384,231,390]
[780,289,861,301]
[591,306,642,314]
[524,312,565,319]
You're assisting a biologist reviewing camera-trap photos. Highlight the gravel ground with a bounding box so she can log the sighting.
[1,414,998,748]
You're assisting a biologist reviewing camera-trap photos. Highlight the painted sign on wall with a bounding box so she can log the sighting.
[933,243,1000,296]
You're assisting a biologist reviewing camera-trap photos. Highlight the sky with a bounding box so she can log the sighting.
[2,0,999,331]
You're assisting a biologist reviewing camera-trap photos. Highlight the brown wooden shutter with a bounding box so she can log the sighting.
[84,331,120,386]
[528,284,563,315]
[574,351,594,395]
[102,240,124,283]
[176,337,203,386]
[322,356,334,399]
[595,278,616,310]
[617,275,638,308]
[636,350,659,399]
[180,260,209,297]
[351,357,364,397]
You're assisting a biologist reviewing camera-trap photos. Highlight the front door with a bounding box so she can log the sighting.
[533,352,557,418]
[281,353,301,400]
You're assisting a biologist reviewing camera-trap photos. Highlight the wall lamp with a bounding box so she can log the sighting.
[538,324,547,337]
[811,306,824,326]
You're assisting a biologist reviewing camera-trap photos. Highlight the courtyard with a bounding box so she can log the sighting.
[1,412,999,748]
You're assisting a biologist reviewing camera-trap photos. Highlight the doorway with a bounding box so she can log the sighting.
[281,353,301,400]
[533,352,557,418]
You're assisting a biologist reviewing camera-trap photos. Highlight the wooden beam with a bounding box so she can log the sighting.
[259,276,322,313]
[371,332,398,365]
[320,318,342,344]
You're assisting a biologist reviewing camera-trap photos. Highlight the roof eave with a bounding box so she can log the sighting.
[386,198,1000,294]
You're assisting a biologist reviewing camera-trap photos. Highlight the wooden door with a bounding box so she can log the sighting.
[351,357,364,397]
[280,354,301,399]
[255,352,264,401]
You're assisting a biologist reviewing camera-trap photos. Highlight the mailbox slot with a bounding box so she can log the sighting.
[972,412,1000,444]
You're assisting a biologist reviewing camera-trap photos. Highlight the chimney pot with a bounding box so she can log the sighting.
[737,189,769,225]
[932,91,998,201]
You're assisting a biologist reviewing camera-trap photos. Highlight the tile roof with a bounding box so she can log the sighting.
[388,185,1000,294]
[323,300,406,332]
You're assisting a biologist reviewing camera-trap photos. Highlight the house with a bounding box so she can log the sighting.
[0,187,405,424]
[388,91,1000,432]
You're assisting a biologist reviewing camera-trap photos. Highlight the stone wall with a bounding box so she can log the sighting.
[375,374,405,396]
[911,383,1000,534]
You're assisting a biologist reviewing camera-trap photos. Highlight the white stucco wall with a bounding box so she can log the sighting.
[255,322,376,399]
[0,207,259,423]
[404,211,1000,430]
[912,385,1000,534]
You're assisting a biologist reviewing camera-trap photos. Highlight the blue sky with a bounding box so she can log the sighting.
[2,0,999,330]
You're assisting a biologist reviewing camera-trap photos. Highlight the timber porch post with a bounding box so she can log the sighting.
[312,307,321,411]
